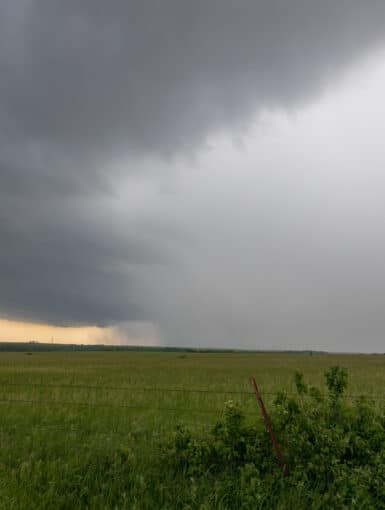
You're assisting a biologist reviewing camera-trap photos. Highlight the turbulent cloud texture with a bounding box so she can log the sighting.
[1,1,385,157]
[1,1,385,350]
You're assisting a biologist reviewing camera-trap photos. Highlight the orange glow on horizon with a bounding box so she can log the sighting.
[0,318,111,344]
[0,318,159,346]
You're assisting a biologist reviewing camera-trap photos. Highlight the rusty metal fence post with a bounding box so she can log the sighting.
[250,377,288,476]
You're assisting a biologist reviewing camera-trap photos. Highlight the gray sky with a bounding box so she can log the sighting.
[1,1,385,351]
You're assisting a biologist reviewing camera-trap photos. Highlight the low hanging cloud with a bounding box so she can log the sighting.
[1,1,385,349]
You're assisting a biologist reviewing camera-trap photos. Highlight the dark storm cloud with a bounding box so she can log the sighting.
[0,198,170,325]
[1,1,385,330]
[1,1,385,158]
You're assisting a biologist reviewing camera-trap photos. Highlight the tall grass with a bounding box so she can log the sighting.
[0,352,384,508]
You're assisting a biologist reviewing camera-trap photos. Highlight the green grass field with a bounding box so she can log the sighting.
[0,351,384,509]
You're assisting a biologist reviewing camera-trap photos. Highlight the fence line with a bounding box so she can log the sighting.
[1,423,384,454]
[0,397,259,415]
[0,423,211,440]
[0,396,382,415]
[1,381,384,400]
[1,381,254,395]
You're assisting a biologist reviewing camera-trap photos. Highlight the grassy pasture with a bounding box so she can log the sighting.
[0,351,384,508]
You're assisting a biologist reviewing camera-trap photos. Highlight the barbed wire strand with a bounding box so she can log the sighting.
[1,382,384,400]
[0,424,383,453]
[0,397,260,415]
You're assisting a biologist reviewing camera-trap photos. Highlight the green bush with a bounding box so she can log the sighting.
[160,367,385,509]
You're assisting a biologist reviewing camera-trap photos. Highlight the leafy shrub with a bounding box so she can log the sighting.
[160,367,385,509]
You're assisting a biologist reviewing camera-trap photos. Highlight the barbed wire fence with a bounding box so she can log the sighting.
[1,381,384,399]
[1,380,384,463]
[1,382,383,426]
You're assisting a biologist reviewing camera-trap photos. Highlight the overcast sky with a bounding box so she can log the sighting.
[1,1,385,351]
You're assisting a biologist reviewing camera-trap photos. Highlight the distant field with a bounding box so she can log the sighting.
[0,351,384,508]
